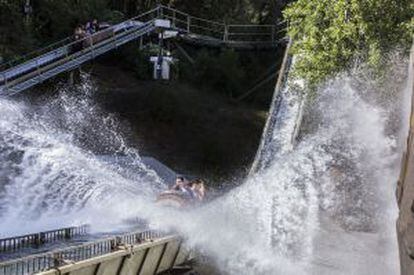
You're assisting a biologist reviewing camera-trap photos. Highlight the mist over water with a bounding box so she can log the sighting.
[0,54,410,274]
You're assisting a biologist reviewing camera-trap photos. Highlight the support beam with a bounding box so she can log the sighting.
[173,42,194,64]
[154,243,168,274]
[236,70,278,101]
[136,248,150,275]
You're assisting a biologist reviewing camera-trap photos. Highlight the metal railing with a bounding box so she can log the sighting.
[0,225,89,253]
[0,6,160,73]
[158,4,284,43]
[0,6,160,82]
[0,5,284,96]
[0,4,281,72]
[0,38,72,74]
[0,230,164,275]
[0,20,156,96]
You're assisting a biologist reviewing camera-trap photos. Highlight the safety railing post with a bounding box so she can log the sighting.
[52,252,61,268]
[223,24,229,42]
[112,31,117,50]
[64,228,71,239]
[40,232,45,245]
[90,37,95,58]
[173,10,176,27]
[36,59,41,80]
[3,72,8,92]
[187,16,191,33]
[271,25,276,43]
[157,5,161,18]
[70,42,75,61]
[65,44,69,59]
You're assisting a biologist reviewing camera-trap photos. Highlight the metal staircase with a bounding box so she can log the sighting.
[0,5,284,96]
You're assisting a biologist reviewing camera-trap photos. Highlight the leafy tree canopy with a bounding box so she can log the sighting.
[284,0,414,86]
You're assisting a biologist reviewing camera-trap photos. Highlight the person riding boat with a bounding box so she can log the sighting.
[190,179,206,201]
[171,176,187,190]
[171,176,195,200]
[156,176,206,207]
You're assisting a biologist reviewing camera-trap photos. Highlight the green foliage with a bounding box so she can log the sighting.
[284,0,414,86]
[33,0,122,42]
[0,2,36,60]
[160,0,290,24]
[182,49,245,97]
[115,44,153,80]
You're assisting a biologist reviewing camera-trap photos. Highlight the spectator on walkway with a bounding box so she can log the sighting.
[92,19,100,33]
[85,21,94,35]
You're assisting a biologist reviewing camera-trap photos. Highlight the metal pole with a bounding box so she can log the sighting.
[36,59,41,80]
[40,232,45,245]
[157,4,161,18]
[64,228,71,239]
[3,72,8,93]
[112,31,117,50]
[90,37,95,58]
[223,24,228,42]
[24,0,33,24]
[157,31,164,80]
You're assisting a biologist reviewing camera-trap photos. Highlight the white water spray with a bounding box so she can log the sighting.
[0,55,409,274]
[142,59,405,274]
[0,76,164,236]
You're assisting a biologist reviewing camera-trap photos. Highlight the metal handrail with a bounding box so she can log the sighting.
[0,5,160,73]
[2,19,154,84]
[186,24,224,34]
[0,37,72,71]
[2,20,156,95]
[157,4,279,41]
[228,32,273,36]
[159,5,225,26]
[227,24,277,28]
[0,5,283,95]
[0,225,89,253]
[0,5,278,76]
[0,230,165,275]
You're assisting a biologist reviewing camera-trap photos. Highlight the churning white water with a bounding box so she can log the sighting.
[0,76,164,236]
[149,70,404,274]
[0,54,410,274]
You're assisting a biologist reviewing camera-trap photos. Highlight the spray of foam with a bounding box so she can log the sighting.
[0,75,164,236]
[143,62,406,274]
[0,54,409,274]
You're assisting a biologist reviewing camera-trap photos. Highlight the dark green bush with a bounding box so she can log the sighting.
[182,49,245,97]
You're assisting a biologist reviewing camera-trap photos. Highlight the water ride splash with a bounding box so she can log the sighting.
[0,53,409,274]
[0,75,164,236]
